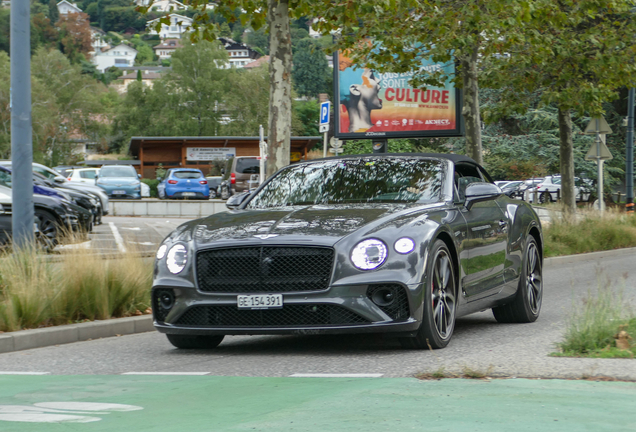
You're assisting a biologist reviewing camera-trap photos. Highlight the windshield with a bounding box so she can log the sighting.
[247,158,445,208]
[236,158,261,174]
[100,167,137,178]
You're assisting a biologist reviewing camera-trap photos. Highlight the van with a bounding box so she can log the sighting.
[222,156,265,195]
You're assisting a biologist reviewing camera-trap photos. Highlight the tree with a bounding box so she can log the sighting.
[56,12,93,63]
[222,66,270,136]
[48,0,60,22]
[482,0,636,214]
[292,38,328,98]
[310,0,528,166]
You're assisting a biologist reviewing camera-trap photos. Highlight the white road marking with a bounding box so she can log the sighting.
[0,372,50,375]
[289,373,384,378]
[108,222,127,253]
[121,227,141,231]
[56,241,92,250]
[121,372,210,376]
[0,402,142,424]
[130,242,155,246]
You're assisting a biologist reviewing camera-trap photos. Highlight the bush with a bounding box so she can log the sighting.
[141,178,159,198]
[0,246,152,332]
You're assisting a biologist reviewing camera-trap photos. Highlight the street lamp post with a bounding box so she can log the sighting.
[626,87,634,213]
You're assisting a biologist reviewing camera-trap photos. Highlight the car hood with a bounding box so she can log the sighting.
[188,203,440,247]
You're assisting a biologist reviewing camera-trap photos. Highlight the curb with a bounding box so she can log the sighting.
[0,315,154,354]
[0,247,634,355]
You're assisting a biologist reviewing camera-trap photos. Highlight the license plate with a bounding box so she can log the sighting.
[237,294,283,310]
[182,192,196,196]
[112,190,126,195]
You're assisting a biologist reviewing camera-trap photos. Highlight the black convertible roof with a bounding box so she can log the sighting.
[316,152,478,165]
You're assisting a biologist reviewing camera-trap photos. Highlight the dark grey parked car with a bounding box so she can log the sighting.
[152,153,543,350]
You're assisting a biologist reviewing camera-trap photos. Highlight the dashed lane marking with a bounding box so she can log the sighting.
[108,222,127,253]
[121,372,210,376]
[0,372,50,375]
[289,373,384,378]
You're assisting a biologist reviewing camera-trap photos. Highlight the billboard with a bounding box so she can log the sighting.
[334,51,463,139]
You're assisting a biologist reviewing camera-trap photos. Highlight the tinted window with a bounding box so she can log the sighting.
[0,171,11,188]
[248,158,445,208]
[236,158,260,174]
[34,166,56,180]
[100,167,137,178]
[173,171,202,179]
[207,178,222,187]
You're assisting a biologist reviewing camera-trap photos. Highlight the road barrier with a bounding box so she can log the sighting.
[109,199,228,217]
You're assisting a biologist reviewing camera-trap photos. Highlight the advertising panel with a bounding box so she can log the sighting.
[186,147,236,161]
[334,51,463,139]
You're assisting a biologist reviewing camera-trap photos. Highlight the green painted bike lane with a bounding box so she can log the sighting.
[0,375,634,431]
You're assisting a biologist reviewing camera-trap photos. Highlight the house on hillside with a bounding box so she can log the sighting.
[243,55,268,69]
[91,44,138,72]
[89,27,109,59]
[147,13,193,39]
[219,37,260,69]
[153,38,182,60]
[57,0,82,15]
[113,71,163,94]
[135,0,187,12]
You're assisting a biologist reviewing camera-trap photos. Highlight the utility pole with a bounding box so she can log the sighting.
[11,0,35,248]
[626,88,634,213]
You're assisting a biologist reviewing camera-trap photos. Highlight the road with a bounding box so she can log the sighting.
[0,248,634,380]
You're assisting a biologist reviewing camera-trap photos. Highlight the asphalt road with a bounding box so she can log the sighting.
[0,249,635,380]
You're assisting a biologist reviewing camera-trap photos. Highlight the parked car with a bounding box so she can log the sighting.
[152,153,543,350]
[0,162,110,216]
[95,165,142,200]
[53,165,83,178]
[526,175,592,203]
[222,156,265,195]
[67,168,99,185]
[0,184,79,250]
[219,179,232,200]
[141,182,151,198]
[205,176,223,199]
[157,168,209,200]
[501,181,528,199]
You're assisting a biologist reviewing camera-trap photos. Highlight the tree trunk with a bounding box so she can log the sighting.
[266,0,292,179]
[460,44,482,165]
[557,107,576,215]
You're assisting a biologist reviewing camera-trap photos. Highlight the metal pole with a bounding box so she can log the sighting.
[323,132,328,158]
[626,88,635,213]
[596,118,604,214]
[10,0,34,248]
[259,124,266,185]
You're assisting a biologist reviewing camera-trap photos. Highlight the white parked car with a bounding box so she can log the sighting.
[526,175,591,203]
[67,168,99,185]
[141,181,150,197]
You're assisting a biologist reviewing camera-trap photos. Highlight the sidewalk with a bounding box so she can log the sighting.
[0,375,633,431]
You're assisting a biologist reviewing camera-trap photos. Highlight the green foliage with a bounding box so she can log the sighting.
[220,22,232,38]
[342,139,435,155]
[555,277,632,357]
[292,38,329,98]
[245,27,269,55]
[48,0,60,22]
[221,65,270,136]
[141,178,159,197]
[293,100,320,136]
[134,43,155,65]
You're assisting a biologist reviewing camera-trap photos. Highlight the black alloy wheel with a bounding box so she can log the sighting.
[492,235,542,323]
[539,191,552,204]
[34,209,60,252]
[401,239,457,349]
[166,334,225,349]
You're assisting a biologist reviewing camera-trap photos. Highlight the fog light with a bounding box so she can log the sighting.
[159,291,175,310]
[371,287,395,307]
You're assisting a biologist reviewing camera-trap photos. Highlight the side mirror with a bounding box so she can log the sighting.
[53,175,66,184]
[138,174,142,179]
[226,191,250,210]
[464,183,502,210]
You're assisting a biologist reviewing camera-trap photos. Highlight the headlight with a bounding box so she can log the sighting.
[351,239,387,270]
[166,244,187,274]
[394,237,415,254]
[156,244,168,260]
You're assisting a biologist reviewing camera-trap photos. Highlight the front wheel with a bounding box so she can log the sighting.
[492,235,542,323]
[34,210,60,252]
[166,334,225,349]
[539,191,551,204]
[400,239,457,350]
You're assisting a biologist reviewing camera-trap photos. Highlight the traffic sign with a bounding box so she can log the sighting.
[319,124,329,133]
[585,139,613,161]
[320,101,330,125]
[584,116,613,134]
[330,137,342,148]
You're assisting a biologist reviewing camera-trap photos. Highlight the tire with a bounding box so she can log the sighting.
[492,236,542,323]
[539,191,551,204]
[221,186,229,200]
[166,334,225,349]
[34,209,60,252]
[209,189,217,199]
[94,206,103,225]
[400,239,457,349]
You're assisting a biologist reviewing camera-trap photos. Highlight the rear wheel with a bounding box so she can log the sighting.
[539,191,551,203]
[400,240,457,350]
[166,334,225,349]
[492,236,542,323]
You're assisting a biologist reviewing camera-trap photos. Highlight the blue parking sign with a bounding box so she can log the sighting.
[320,101,330,125]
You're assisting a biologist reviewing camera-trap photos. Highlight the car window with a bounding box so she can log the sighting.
[173,171,202,179]
[80,170,97,179]
[235,158,260,174]
[454,163,487,201]
[100,167,137,178]
[0,170,11,188]
[34,166,56,180]
[248,158,445,208]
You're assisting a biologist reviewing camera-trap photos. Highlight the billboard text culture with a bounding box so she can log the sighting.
[334,52,463,139]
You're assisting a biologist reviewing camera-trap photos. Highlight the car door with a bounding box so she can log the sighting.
[456,163,509,300]
[158,169,170,197]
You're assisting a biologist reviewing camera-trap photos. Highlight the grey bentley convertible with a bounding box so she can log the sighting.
[152,153,543,350]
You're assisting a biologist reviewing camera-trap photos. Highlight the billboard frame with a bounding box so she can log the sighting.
[333,52,464,140]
